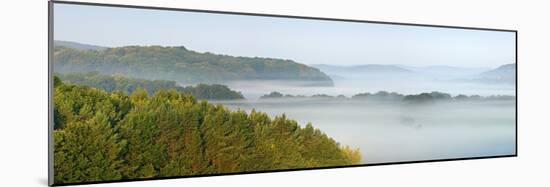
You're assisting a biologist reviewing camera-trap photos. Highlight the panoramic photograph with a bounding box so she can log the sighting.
[52,3,516,184]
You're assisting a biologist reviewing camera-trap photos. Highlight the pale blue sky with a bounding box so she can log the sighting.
[54,3,515,68]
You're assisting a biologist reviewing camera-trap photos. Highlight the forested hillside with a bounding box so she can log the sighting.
[57,72,244,100]
[53,77,360,184]
[53,43,333,85]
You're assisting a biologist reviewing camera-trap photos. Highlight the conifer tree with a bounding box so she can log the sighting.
[54,112,126,183]
[53,78,362,184]
[118,88,167,179]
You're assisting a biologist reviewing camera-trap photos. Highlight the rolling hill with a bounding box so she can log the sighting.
[478,64,516,84]
[53,41,333,86]
[53,40,106,50]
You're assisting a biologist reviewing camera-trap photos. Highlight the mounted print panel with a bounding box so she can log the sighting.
[49,1,517,186]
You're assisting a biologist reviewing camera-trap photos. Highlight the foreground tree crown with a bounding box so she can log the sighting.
[53,77,361,184]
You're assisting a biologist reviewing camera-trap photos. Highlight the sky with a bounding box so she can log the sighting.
[54,3,515,68]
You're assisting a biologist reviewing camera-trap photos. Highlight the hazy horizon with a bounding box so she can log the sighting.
[54,4,515,68]
[54,39,513,69]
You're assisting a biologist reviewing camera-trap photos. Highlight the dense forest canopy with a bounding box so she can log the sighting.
[56,72,244,100]
[53,42,333,86]
[53,78,360,184]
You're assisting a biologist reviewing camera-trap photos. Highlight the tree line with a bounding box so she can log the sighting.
[56,72,244,100]
[53,77,361,184]
[260,90,515,103]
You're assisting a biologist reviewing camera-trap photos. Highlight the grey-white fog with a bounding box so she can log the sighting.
[216,99,515,164]
[213,64,516,164]
[221,64,515,99]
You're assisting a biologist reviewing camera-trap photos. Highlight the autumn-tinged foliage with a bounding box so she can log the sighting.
[53,77,360,184]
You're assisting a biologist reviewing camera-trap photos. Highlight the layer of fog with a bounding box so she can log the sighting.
[223,78,515,100]
[215,99,516,164]
[239,64,515,100]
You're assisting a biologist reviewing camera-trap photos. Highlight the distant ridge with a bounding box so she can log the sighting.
[403,65,490,73]
[54,40,106,50]
[399,65,491,79]
[53,42,333,86]
[478,63,516,84]
[313,64,412,74]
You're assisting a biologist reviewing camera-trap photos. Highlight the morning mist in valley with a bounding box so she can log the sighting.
[216,63,516,164]
[51,3,516,184]
[53,40,516,166]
